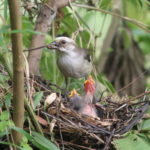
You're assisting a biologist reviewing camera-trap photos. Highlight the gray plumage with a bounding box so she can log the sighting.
[49,37,92,79]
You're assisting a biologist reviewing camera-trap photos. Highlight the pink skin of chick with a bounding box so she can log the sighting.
[78,76,98,117]
[69,76,98,118]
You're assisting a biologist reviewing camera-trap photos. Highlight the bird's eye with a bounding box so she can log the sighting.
[61,40,66,44]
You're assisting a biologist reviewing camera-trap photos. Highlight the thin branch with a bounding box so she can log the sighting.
[130,91,150,102]
[117,70,147,93]
[72,3,150,33]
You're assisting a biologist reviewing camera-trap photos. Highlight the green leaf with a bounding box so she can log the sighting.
[0,73,9,84]
[20,136,33,150]
[97,74,116,93]
[0,25,10,34]
[0,111,10,120]
[99,0,112,9]
[0,129,9,137]
[0,121,9,132]
[4,0,8,20]
[33,92,43,108]
[113,132,150,150]
[0,141,24,150]
[11,127,60,150]
[138,119,150,131]
[5,93,12,107]
[83,11,103,35]
[32,132,60,150]
[40,50,63,86]
[0,120,13,132]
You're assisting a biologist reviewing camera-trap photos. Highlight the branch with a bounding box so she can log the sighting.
[72,3,150,33]
[28,0,56,74]
[55,0,76,9]
[8,0,24,145]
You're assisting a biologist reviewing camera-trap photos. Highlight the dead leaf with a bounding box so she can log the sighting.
[45,93,57,105]
[50,119,57,133]
[36,115,48,127]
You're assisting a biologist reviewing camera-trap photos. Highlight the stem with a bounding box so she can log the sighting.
[8,0,24,146]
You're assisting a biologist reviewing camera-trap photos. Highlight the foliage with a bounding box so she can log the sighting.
[0,0,150,149]
[12,127,60,150]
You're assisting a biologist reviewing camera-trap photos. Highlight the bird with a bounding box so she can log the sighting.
[48,37,93,87]
[69,89,84,111]
[68,76,98,118]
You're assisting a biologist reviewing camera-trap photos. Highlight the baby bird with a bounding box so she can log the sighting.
[69,76,98,118]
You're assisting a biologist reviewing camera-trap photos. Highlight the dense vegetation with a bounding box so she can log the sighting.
[0,0,150,149]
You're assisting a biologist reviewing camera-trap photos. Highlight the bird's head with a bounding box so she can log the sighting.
[69,89,79,98]
[84,76,95,95]
[49,37,76,53]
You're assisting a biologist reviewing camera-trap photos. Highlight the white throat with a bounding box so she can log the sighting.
[60,45,76,56]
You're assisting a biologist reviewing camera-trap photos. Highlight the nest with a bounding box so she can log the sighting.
[31,76,149,150]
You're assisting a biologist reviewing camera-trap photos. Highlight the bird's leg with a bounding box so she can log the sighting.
[61,77,70,98]
[65,77,70,90]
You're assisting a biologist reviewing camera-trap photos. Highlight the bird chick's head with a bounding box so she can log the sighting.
[49,37,76,53]
[69,89,80,98]
[84,76,95,95]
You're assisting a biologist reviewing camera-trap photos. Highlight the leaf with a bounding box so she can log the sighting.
[45,93,57,105]
[0,141,24,150]
[40,50,64,85]
[49,119,57,133]
[5,93,12,107]
[113,132,150,150]
[0,121,9,132]
[20,136,33,150]
[0,73,9,84]
[97,74,116,93]
[99,0,112,9]
[11,127,60,150]
[83,11,103,35]
[0,129,9,138]
[138,119,150,131]
[11,127,32,140]
[0,111,10,120]
[36,116,48,127]
[0,120,13,132]
[4,0,8,20]
[0,25,10,34]
[32,132,60,150]
[33,92,43,108]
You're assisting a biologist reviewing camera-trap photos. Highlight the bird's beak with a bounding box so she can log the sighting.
[47,41,59,49]
[69,89,80,97]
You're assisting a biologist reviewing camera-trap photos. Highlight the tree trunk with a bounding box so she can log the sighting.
[8,0,24,146]
[28,0,76,74]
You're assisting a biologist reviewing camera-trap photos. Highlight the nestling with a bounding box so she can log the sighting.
[69,76,98,118]
[48,37,93,86]
[69,89,84,111]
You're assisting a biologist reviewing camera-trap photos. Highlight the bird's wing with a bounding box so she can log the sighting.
[80,48,92,63]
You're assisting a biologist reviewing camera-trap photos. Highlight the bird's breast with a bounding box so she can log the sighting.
[57,54,92,78]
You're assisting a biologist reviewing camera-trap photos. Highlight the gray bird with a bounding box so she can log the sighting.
[48,37,93,87]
